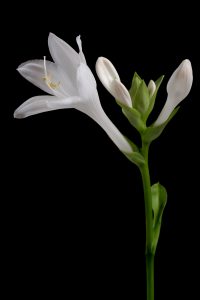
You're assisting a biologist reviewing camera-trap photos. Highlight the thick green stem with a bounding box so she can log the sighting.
[146,253,154,300]
[140,142,155,300]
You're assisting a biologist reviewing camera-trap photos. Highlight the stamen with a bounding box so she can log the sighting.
[42,56,60,90]
[43,56,48,79]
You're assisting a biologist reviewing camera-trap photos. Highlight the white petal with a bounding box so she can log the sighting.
[76,35,86,64]
[48,33,80,83]
[76,63,132,153]
[17,60,72,97]
[153,96,174,126]
[111,79,132,107]
[92,108,133,153]
[95,57,120,95]
[77,63,97,98]
[14,95,81,119]
[76,63,103,119]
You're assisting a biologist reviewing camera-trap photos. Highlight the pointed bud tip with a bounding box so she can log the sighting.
[167,58,193,98]
[96,57,120,80]
[96,57,121,98]
[96,56,110,63]
[179,59,192,72]
[182,58,191,65]
[148,80,156,97]
[96,57,107,68]
[96,57,109,73]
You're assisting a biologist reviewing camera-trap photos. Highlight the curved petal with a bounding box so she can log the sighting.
[48,33,80,83]
[76,63,132,153]
[17,59,72,97]
[76,63,102,116]
[111,79,132,107]
[14,95,81,119]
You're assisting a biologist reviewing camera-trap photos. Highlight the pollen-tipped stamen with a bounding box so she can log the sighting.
[43,56,60,90]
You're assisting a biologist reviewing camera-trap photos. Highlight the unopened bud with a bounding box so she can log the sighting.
[154,59,193,126]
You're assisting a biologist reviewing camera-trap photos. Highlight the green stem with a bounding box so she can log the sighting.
[140,141,154,300]
[146,253,154,300]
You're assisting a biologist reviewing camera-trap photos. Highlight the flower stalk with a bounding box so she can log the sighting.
[140,141,154,300]
[15,34,193,300]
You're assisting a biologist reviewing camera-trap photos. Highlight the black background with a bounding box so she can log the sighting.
[5,1,199,299]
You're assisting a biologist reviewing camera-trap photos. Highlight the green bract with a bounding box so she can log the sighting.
[122,105,146,132]
[130,73,150,116]
[130,72,142,103]
[142,107,180,143]
[151,183,167,253]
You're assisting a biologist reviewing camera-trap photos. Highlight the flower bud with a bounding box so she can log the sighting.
[96,57,132,107]
[154,59,193,126]
[167,59,193,102]
[148,80,156,97]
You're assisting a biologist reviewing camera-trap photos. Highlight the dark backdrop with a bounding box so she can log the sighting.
[5,1,199,299]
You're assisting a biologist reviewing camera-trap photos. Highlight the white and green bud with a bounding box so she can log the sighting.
[96,57,132,107]
[154,59,193,126]
[148,80,156,97]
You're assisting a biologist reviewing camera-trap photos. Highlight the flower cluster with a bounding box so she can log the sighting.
[15,33,193,156]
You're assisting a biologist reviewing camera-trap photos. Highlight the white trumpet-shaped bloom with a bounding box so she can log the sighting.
[14,33,132,154]
[96,57,132,107]
[154,59,193,126]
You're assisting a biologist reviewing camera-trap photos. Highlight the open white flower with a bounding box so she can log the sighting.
[96,57,132,107]
[14,33,132,154]
[154,59,193,126]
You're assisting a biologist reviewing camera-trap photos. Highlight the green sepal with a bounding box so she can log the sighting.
[122,106,146,132]
[115,100,146,133]
[124,150,145,167]
[124,136,139,153]
[145,75,164,121]
[142,107,180,143]
[123,136,145,167]
[151,182,167,253]
[129,72,142,105]
[133,80,150,116]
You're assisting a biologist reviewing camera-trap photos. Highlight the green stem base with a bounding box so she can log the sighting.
[146,253,154,300]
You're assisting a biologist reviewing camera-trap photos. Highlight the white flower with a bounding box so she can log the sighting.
[96,57,132,107]
[14,33,132,154]
[154,59,193,126]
